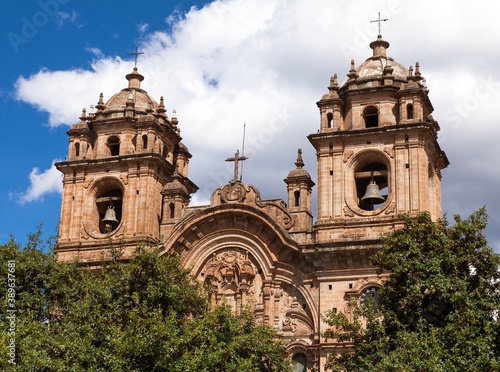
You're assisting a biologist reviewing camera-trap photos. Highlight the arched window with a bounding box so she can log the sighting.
[363,106,379,128]
[169,203,175,219]
[292,353,307,372]
[107,136,120,156]
[294,190,301,207]
[75,142,80,157]
[142,134,148,150]
[406,103,414,119]
[327,112,333,128]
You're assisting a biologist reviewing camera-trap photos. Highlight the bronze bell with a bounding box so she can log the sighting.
[102,205,119,224]
[361,181,385,205]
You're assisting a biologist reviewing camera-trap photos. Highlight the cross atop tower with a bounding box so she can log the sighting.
[370,12,388,36]
[225,150,248,182]
[129,46,144,67]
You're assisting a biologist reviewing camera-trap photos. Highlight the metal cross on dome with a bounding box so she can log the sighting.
[370,12,388,36]
[129,46,144,67]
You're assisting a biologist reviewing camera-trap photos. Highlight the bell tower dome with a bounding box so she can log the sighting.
[56,68,197,265]
[309,35,449,243]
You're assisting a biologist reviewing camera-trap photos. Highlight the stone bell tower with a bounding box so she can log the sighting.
[308,35,448,245]
[56,68,197,264]
[305,36,449,366]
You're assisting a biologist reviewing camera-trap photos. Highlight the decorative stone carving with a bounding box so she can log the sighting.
[384,201,396,214]
[220,182,248,203]
[80,228,90,240]
[383,146,395,158]
[343,149,354,163]
[282,316,298,333]
[210,181,294,230]
[120,173,129,185]
[203,250,258,310]
[343,205,354,217]
[84,177,94,189]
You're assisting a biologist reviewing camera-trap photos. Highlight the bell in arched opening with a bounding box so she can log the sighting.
[102,204,119,225]
[361,181,385,205]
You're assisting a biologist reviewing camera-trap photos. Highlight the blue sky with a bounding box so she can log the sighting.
[1,0,500,252]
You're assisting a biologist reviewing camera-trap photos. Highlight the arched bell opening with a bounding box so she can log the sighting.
[169,202,175,219]
[74,142,80,157]
[95,182,123,233]
[355,162,388,211]
[406,103,414,120]
[326,112,333,129]
[294,190,301,207]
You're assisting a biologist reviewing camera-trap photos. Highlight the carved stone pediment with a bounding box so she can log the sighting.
[209,181,294,230]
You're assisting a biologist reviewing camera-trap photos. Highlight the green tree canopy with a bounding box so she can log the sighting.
[0,228,288,371]
[324,208,500,371]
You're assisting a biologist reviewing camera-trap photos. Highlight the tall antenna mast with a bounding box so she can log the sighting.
[239,122,247,181]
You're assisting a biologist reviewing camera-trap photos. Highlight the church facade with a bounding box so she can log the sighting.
[55,35,448,371]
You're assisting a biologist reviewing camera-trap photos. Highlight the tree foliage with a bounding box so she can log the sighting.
[324,208,500,371]
[0,227,288,371]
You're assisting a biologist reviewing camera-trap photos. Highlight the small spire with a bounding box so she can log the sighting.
[295,148,304,169]
[157,96,166,115]
[408,65,413,76]
[79,108,87,122]
[347,59,358,80]
[414,61,424,82]
[415,62,420,76]
[95,92,105,111]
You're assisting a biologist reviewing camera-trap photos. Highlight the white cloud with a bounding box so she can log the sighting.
[17,160,63,204]
[86,47,105,59]
[13,0,500,251]
[55,10,82,29]
[138,23,149,34]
